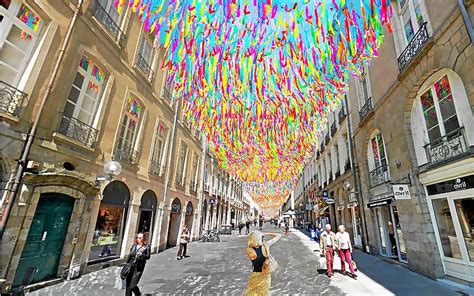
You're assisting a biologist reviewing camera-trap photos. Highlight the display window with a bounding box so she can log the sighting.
[89,205,126,261]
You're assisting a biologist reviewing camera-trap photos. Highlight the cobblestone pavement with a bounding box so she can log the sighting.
[30,225,342,296]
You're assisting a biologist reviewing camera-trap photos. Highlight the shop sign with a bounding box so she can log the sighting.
[322,190,329,200]
[367,198,392,208]
[427,175,474,195]
[337,205,345,210]
[325,198,335,204]
[209,198,216,205]
[392,184,411,200]
[347,203,358,209]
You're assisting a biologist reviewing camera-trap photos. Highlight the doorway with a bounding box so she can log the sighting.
[13,193,75,287]
[185,202,194,238]
[167,198,182,247]
[138,190,157,244]
[374,205,407,262]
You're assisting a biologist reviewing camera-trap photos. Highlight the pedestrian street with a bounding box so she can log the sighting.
[29,225,467,296]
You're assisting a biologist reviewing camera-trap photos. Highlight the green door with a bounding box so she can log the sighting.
[13,193,75,287]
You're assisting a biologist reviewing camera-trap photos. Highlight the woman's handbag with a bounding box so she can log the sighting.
[120,259,136,280]
[265,255,279,273]
[351,260,358,271]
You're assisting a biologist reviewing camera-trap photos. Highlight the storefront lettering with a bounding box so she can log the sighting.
[427,175,474,195]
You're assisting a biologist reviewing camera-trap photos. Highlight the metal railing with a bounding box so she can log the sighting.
[114,143,138,164]
[57,115,98,148]
[424,127,469,166]
[325,133,330,145]
[331,122,337,136]
[398,22,429,71]
[161,86,173,105]
[338,108,346,123]
[369,164,390,188]
[135,54,154,81]
[93,2,126,46]
[148,158,161,175]
[359,97,373,122]
[0,81,27,117]
[190,181,196,192]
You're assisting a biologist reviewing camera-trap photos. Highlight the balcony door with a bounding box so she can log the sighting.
[398,0,425,44]
[368,132,389,187]
[117,96,142,152]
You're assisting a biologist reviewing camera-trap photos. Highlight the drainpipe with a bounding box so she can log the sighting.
[344,95,370,253]
[458,0,474,42]
[196,136,207,237]
[0,0,83,238]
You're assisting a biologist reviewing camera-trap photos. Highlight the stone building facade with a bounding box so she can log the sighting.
[295,0,473,286]
[0,0,247,292]
[345,0,474,285]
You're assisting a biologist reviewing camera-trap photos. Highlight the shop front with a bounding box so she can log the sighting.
[347,199,363,247]
[425,174,474,283]
[167,198,182,247]
[137,190,157,244]
[89,181,130,262]
[368,197,407,262]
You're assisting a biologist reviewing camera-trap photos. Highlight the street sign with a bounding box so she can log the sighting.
[393,184,411,200]
[325,198,335,204]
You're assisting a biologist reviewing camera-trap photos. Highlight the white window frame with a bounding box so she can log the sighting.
[0,1,43,87]
[116,96,143,152]
[97,0,125,26]
[64,57,104,126]
[150,118,168,175]
[135,31,157,80]
[176,141,188,185]
[398,0,425,44]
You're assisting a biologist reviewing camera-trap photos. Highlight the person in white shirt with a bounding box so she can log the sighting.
[336,225,357,278]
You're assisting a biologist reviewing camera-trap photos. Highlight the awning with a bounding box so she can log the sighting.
[367,197,393,208]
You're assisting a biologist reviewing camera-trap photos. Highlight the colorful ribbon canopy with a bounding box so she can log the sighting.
[115,0,392,209]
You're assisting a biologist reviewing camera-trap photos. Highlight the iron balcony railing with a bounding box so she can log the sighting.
[424,127,469,167]
[369,164,390,188]
[331,122,337,136]
[135,54,154,81]
[190,181,196,192]
[338,108,346,123]
[398,22,429,71]
[148,158,161,175]
[359,97,373,122]
[57,115,98,148]
[344,161,351,172]
[176,173,184,186]
[94,2,126,46]
[161,86,173,105]
[0,81,27,117]
[325,133,330,145]
[320,143,324,153]
[114,143,138,165]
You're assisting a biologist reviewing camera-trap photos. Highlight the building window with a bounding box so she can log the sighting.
[149,120,168,175]
[58,56,105,147]
[190,153,199,192]
[398,0,425,44]
[135,34,154,80]
[368,132,390,187]
[0,1,43,86]
[176,142,188,186]
[432,198,463,260]
[115,96,142,164]
[420,75,459,142]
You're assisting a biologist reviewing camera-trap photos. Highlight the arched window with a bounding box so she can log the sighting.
[367,131,390,187]
[411,69,474,166]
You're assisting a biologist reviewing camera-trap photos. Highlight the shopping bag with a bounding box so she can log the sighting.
[352,260,358,271]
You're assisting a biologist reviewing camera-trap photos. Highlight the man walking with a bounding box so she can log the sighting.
[319,224,336,277]
[245,220,251,235]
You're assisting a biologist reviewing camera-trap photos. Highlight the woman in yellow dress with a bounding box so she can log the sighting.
[244,231,271,296]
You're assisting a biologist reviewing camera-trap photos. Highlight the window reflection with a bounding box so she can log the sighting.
[432,198,462,259]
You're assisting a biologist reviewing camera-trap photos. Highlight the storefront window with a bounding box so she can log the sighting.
[454,198,474,261]
[392,206,407,261]
[90,206,125,260]
[432,198,462,259]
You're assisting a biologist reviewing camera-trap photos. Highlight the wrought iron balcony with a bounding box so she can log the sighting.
[135,54,154,81]
[176,173,184,186]
[344,161,351,172]
[338,108,346,123]
[320,143,324,153]
[94,2,126,46]
[424,127,469,167]
[359,97,373,122]
[57,115,98,148]
[325,133,330,145]
[114,144,138,165]
[0,81,27,118]
[398,22,429,71]
[330,122,337,136]
[161,86,173,105]
[190,181,196,192]
[148,158,161,175]
[369,164,390,188]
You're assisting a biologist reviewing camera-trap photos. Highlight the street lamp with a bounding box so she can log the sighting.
[96,161,122,183]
